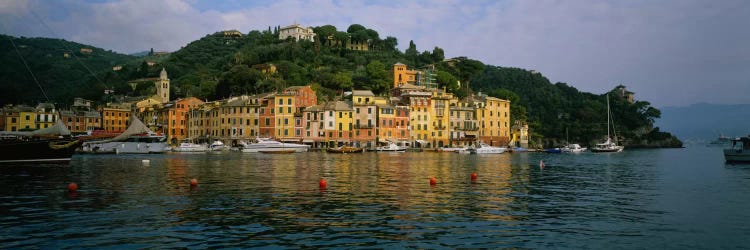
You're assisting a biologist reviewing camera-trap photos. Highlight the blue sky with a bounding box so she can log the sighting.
[1,0,748,107]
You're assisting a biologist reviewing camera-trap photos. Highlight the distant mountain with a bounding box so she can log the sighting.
[129,51,150,57]
[656,103,750,140]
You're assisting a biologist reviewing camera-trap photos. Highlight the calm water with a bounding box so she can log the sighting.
[1,146,749,249]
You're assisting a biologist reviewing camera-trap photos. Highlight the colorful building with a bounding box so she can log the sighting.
[323,101,353,147]
[474,93,511,146]
[100,103,131,132]
[160,97,204,144]
[351,90,377,148]
[302,105,326,148]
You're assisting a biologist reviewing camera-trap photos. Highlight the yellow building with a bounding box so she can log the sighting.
[400,90,432,147]
[474,93,511,146]
[220,95,261,142]
[101,103,131,132]
[449,100,479,147]
[3,105,35,132]
[322,101,353,147]
[274,93,297,141]
[429,90,454,148]
[34,103,58,130]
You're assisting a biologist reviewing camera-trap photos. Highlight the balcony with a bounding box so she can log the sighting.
[353,124,376,129]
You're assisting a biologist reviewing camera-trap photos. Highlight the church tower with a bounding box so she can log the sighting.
[156,68,170,103]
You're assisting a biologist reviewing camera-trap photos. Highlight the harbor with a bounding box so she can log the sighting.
[1,145,748,248]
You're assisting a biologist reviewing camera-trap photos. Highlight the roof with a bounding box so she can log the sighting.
[394,62,406,66]
[352,90,375,96]
[303,105,324,112]
[323,101,352,111]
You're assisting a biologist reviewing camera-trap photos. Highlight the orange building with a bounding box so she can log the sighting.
[100,103,131,132]
[160,97,204,144]
[258,95,276,138]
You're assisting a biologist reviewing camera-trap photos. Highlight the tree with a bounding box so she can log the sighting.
[366,60,389,93]
[346,24,366,34]
[383,36,398,51]
[405,40,418,58]
[432,46,445,62]
[436,71,459,92]
[331,71,353,90]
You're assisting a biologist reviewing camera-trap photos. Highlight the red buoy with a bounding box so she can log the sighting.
[319,178,327,189]
[471,173,478,181]
[190,178,198,186]
[67,182,78,192]
[429,177,437,186]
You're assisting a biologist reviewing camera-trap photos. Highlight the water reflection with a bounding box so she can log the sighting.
[1,148,750,248]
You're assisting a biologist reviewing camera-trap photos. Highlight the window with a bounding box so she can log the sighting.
[265,118,270,126]
[356,108,360,114]
[368,108,372,114]
[288,107,292,113]
[279,99,283,105]
[287,98,292,105]
[284,118,288,125]
[279,107,283,114]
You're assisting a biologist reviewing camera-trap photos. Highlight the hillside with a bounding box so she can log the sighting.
[0,25,682,147]
[0,34,135,105]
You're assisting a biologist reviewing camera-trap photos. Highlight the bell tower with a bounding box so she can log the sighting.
[156,68,170,103]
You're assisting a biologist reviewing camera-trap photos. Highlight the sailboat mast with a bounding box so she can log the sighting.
[606,94,611,139]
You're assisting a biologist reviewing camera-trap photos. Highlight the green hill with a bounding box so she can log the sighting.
[0,34,136,105]
[0,25,681,147]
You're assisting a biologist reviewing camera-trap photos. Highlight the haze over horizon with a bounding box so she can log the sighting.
[1,0,748,108]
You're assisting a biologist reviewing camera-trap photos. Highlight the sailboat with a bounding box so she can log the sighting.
[80,116,169,154]
[591,95,624,153]
[0,119,82,162]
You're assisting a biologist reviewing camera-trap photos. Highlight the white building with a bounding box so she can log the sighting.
[279,23,316,42]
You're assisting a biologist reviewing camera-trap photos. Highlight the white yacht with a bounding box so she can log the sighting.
[470,142,507,154]
[81,117,169,154]
[376,142,407,152]
[562,144,587,153]
[241,138,310,153]
[724,136,750,162]
[172,139,209,152]
[210,140,228,151]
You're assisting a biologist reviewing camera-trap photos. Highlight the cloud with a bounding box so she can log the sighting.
[2,0,749,106]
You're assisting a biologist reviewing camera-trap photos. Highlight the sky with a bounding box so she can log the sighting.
[1,0,748,107]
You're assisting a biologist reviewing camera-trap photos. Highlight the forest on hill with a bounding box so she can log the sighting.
[0,24,681,147]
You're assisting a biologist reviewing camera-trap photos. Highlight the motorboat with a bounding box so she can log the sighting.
[724,136,750,162]
[241,138,310,153]
[0,120,81,163]
[376,142,406,152]
[210,140,228,151]
[438,147,466,152]
[561,144,587,153]
[172,139,209,152]
[470,142,507,154]
[81,117,168,154]
[327,146,365,153]
[544,148,562,153]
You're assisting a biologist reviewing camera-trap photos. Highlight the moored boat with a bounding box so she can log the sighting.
[210,140,228,151]
[327,146,365,153]
[470,142,507,154]
[80,116,168,154]
[172,139,209,152]
[592,95,624,153]
[0,120,81,163]
[561,144,587,153]
[376,142,407,152]
[724,136,750,162]
[259,149,297,154]
[241,138,310,153]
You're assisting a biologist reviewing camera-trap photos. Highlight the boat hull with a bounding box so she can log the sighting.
[82,141,169,154]
[242,146,308,153]
[0,139,81,163]
[724,149,750,162]
[591,147,624,153]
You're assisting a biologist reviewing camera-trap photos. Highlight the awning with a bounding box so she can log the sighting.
[281,139,300,142]
[416,140,428,144]
[302,139,314,143]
